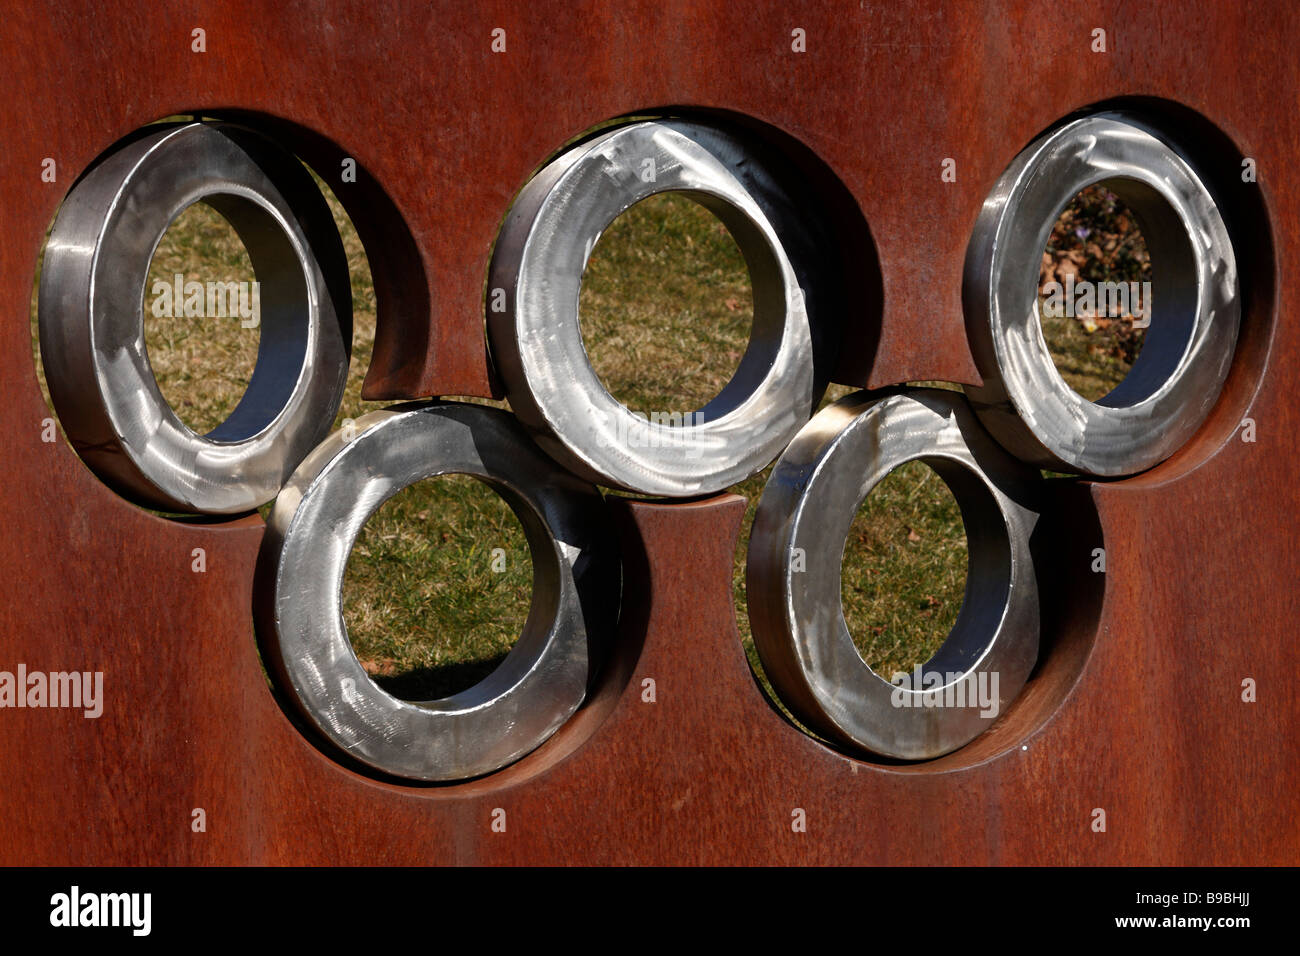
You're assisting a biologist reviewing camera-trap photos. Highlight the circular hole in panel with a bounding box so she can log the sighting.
[578,192,754,419]
[1036,183,1155,403]
[840,460,970,681]
[143,200,265,436]
[341,474,534,702]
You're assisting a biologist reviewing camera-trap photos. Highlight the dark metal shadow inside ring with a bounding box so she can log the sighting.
[256,401,620,782]
[747,390,1042,761]
[38,121,351,513]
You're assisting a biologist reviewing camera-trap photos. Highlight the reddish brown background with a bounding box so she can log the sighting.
[0,0,1294,864]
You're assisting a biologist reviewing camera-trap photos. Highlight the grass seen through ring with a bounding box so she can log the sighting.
[579,193,754,415]
[842,461,967,679]
[143,202,259,435]
[341,475,533,701]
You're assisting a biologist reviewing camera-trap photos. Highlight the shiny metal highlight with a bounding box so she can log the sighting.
[747,390,1042,761]
[964,111,1240,476]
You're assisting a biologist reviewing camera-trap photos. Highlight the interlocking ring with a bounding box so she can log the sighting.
[963,111,1240,476]
[257,401,620,782]
[488,119,829,496]
[747,390,1042,761]
[38,121,351,513]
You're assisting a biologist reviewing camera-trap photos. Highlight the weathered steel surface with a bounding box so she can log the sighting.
[0,0,1295,864]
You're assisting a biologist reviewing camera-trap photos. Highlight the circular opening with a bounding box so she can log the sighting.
[341,474,534,702]
[1037,183,1155,403]
[143,200,263,435]
[578,192,754,417]
[839,460,969,680]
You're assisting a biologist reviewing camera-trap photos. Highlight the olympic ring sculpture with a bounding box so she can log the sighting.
[35,111,1241,777]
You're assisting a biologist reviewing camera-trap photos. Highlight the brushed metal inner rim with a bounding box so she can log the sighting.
[748,390,1041,761]
[37,122,349,514]
[140,190,310,445]
[577,186,785,418]
[262,402,617,782]
[488,120,821,496]
[965,112,1240,476]
[835,455,1011,683]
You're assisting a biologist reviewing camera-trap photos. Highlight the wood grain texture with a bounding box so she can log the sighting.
[0,0,1294,864]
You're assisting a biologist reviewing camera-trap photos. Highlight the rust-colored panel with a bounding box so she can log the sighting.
[0,0,1295,865]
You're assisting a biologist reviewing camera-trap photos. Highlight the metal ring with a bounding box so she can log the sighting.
[487,120,827,496]
[38,121,351,513]
[257,401,620,782]
[963,111,1240,476]
[746,390,1041,761]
